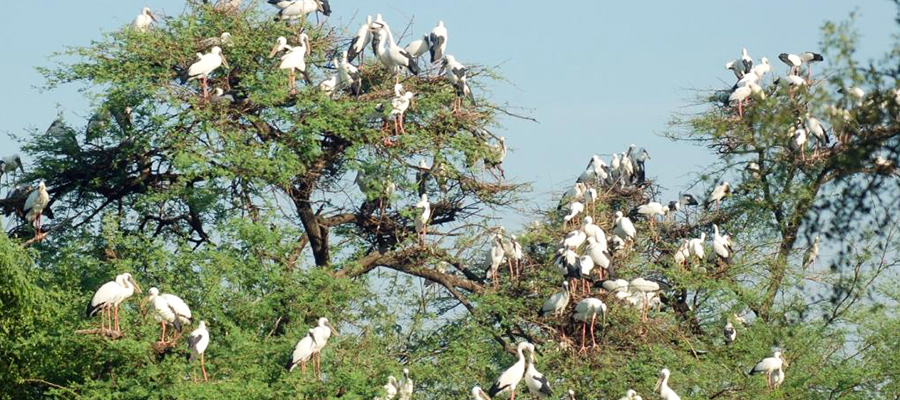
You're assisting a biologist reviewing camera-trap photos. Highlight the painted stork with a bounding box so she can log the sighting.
[487,342,531,400]
[653,368,681,400]
[86,273,141,333]
[187,320,210,382]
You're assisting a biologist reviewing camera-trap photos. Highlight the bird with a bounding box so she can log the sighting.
[613,211,636,241]
[488,342,531,400]
[564,202,585,225]
[404,34,431,62]
[1,154,25,185]
[712,224,733,262]
[559,183,587,208]
[751,57,771,78]
[200,32,233,48]
[725,60,745,80]
[562,228,586,250]
[804,236,820,269]
[577,256,595,294]
[586,237,610,278]
[487,234,506,285]
[633,201,667,227]
[600,278,628,295]
[372,26,420,78]
[337,51,361,95]
[399,368,413,400]
[267,0,294,8]
[567,389,577,400]
[618,389,640,400]
[635,148,651,182]
[287,329,317,373]
[441,55,474,109]
[791,127,808,159]
[275,0,331,21]
[772,367,785,389]
[706,182,731,210]
[24,181,50,240]
[211,87,235,103]
[740,48,753,73]
[377,376,399,400]
[653,368,681,400]
[629,278,660,320]
[390,90,415,134]
[729,85,752,118]
[133,7,158,32]
[214,0,243,13]
[271,34,312,94]
[146,287,192,343]
[750,351,788,389]
[180,46,228,98]
[415,194,431,245]
[187,320,210,382]
[347,15,373,64]
[523,344,552,399]
[485,136,507,177]
[688,232,706,262]
[724,321,736,344]
[778,53,803,75]
[800,51,824,78]
[541,281,570,317]
[472,386,491,400]
[307,317,339,377]
[673,240,690,266]
[573,297,607,351]
[429,21,448,63]
[86,273,141,333]
[805,115,829,155]
[318,74,337,94]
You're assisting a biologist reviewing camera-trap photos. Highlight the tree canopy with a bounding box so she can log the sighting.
[2,2,900,400]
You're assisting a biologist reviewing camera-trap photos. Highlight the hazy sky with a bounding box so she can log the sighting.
[1,0,897,227]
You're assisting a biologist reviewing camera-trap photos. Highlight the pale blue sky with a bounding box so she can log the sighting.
[1,1,897,224]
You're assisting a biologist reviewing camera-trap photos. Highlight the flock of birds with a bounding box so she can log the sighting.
[0,1,835,398]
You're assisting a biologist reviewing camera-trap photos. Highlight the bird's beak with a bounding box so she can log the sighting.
[269,44,280,58]
[132,279,142,294]
[654,377,662,392]
[328,322,339,336]
[221,55,229,68]
[139,296,149,310]
[149,12,158,22]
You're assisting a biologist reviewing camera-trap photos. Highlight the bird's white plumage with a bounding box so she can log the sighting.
[133,8,156,32]
[187,320,210,361]
[541,282,570,316]
[187,47,227,81]
[654,368,681,400]
[24,181,49,223]
[613,211,636,240]
[488,342,530,398]
[429,21,448,63]
[689,233,706,260]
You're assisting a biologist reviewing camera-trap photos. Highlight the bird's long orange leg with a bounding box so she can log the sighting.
[201,353,208,382]
[590,314,597,347]
[580,321,587,353]
[160,322,167,343]
[114,305,120,332]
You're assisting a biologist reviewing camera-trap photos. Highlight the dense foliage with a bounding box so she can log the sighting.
[2,2,900,399]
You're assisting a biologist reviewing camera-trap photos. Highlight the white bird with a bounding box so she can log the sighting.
[724,321,736,344]
[275,0,331,21]
[181,46,228,98]
[674,240,690,266]
[541,281,570,317]
[214,0,243,12]
[629,278,660,320]
[586,237,610,278]
[740,48,753,72]
[806,115,829,154]
[799,51,824,78]
[472,386,491,400]
[777,74,807,88]
[634,202,668,225]
[274,34,312,93]
[562,228,587,250]
[187,320,210,382]
[1,154,24,184]
[372,26,420,76]
[487,342,531,400]
[564,201,585,224]
[613,211,636,241]
[688,232,706,261]
[377,376,399,400]
[200,32,233,48]
[560,182,586,207]
[778,53,803,75]
[390,91,415,134]
[584,187,598,208]
[318,73,337,94]
[792,127,808,158]
[308,317,339,377]
[337,51,361,95]
[441,55,474,109]
[804,236,820,269]
[24,181,50,239]
[429,21,448,63]
[751,57,771,78]
[750,351,788,388]
[347,15,373,64]
[654,368,681,400]
[772,367,785,388]
[133,7,158,32]
[399,368,414,400]
[554,247,578,276]
[618,389,640,400]
[146,287,192,343]
[601,278,628,294]
[523,345,552,399]
[729,85,752,118]
[415,194,431,245]
[706,182,731,210]
[287,329,317,373]
[725,60,745,80]
[712,224,733,261]
[267,0,294,8]
[576,255,595,294]
[405,34,431,61]
[86,272,141,333]
[487,234,505,284]
[573,297,607,350]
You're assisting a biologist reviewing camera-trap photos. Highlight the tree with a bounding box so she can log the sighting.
[3,2,900,400]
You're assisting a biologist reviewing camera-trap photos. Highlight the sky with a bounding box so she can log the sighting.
[1,0,898,228]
